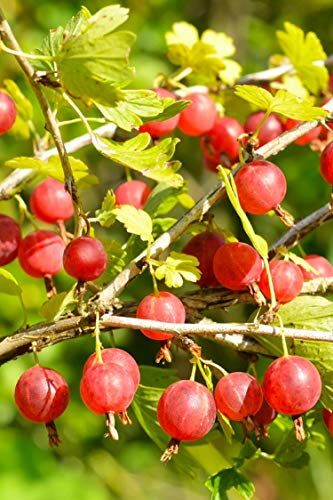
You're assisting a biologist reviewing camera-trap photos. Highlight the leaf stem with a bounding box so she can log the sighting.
[94,311,103,364]
[0,41,54,60]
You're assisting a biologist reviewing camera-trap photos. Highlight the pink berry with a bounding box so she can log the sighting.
[320,141,333,184]
[214,372,263,421]
[183,232,224,287]
[235,160,287,215]
[136,291,186,341]
[200,116,244,170]
[30,178,73,223]
[0,214,21,266]
[178,93,216,136]
[300,255,333,280]
[213,242,262,291]
[244,111,283,146]
[284,118,321,145]
[157,380,216,441]
[139,88,179,137]
[0,92,17,135]
[259,260,304,304]
[114,180,151,209]
[63,236,107,281]
[323,409,333,436]
[18,230,65,278]
[80,362,135,415]
[263,356,322,415]
[83,348,140,389]
[15,366,69,423]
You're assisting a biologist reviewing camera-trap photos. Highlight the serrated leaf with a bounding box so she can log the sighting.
[154,251,201,288]
[276,22,328,94]
[201,30,236,59]
[205,468,255,500]
[94,134,183,187]
[5,156,98,189]
[0,269,22,296]
[234,85,327,120]
[166,22,199,48]
[40,287,77,322]
[114,205,153,242]
[217,411,235,444]
[95,190,116,227]
[56,6,136,105]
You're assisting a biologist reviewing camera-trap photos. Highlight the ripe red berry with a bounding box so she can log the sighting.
[214,372,263,421]
[244,111,283,146]
[253,398,277,427]
[259,260,304,304]
[300,255,333,280]
[183,232,224,287]
[136,291,186,341]
[114,180,151,209]
[83,348,140,389]
[262,355,322,415]
[139,88,179,137]
[80,362,136,415]
[157,380,216,441]
[200,116,244,170]
[213,242,262,291]
[0,92,17,135]
[18,230,65,278]
[0,214,21,266]
[63,236,107,281]
[323,409,333,436]
[320,141,333,184]
[30,178,73,223]
[178,93,216,136]
[15,366,69,423]
[234,160,287,215]
[284,118,321,145]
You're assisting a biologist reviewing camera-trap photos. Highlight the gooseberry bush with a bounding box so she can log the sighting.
[1,5,333,498]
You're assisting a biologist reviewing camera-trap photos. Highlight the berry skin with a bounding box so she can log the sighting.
[15,366,69,423]
[323,409,333,436]
[320,141,333,184]
[178,93,216,136]
[259,260,304,304]
[83,348,140,389]
[136,291,186,341]
[213,242,262,291]
[114,180,151,210]
[80,362,136,415]
[30,178,73,224]
[183,232,224,287]
[0,92,17,135]
[0,214,21,266]
[284,118,321,145]
[244,111,283,146]
[253,398,277,427]
[200,116,244,170]
[234,160,287,215]
[262,355,322,415]
[63,236,107,282]
[157,380,216,441]
[300,255,333,280]
[139,88,179,137]
[214,372,263,421]
[18,230,65,278]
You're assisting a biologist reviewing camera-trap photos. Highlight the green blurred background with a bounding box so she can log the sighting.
[0,0,333,499]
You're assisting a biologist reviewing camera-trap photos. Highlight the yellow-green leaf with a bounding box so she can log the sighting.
[114,205,153,242]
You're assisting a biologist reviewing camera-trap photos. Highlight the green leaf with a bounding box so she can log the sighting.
[94,133,183,187]
[273,418,310,468]
[153,217,177,236]
[276,22,328,94]
[205,468,255,500]
[95,190,116,227]
[56,6,136,105]
[114,205,153,242]
[217,411,235,444]
[154,251,201,288]
[40,286,77,322]
[5,156,98,189]
[0,269,22,296]
[234,85,327,120]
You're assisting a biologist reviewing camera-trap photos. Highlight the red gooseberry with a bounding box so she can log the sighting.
[300,255,333,280]
[323,409,333,436]
[244,111,283,146]
[253,398,277,427]
[213,242,262,291]
[18,230,65,278]
[63,236,107,282]
[320,141,333,184]
[30,178,73,224]
[183,231,224,287]
[139,88,179,137]
[178,93,216,136]
[0,92,17,135]
[259,260,304,304]
[114,180,151,210]
[0,214,21,266]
